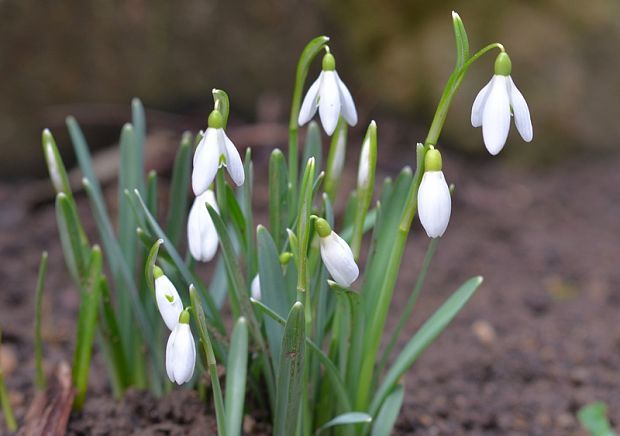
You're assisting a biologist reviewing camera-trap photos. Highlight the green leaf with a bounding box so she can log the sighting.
[225,317,249,436]
[240,148,256,277]
[146,170,158,215]
[251,298,352,412]
[34,251,48,390]
[269,149,289,249]
[225,183,248,249]
[166,132,192,246]
[274,302,305,436]
[55,193,90,288]
[73,246,103,410]
[257,226,289,366]
[131,98,146,193]
[370,385,404,436]
[189,286,227,435]
[370,276,483,416]
[452,11,469,69]
[212,89,230,128]
[578,402,616,436]
[324,119,348,203]
[302,121,322,177]
[318,412,372,434]
[296,157,316,295]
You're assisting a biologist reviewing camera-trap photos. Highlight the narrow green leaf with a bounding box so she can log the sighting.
[225,184,248,249]
[73,246,103,410]
[251,298,352,412]
[269,149,289,249]
[302,121,322,177]
[131,97,146,193]
[257,226,288,365]
[34,251,48,391]
[0,329,17,432]
[324,119,347,203]
[225,317,249,436]
[55,193,89,287]
[318,412,372,433]
[166,132,192,246]
[190,286,227,436]
[370,276,483,416]
[296,158,316,297]
[241,149,256,278]
[452,11,470,69]
[274,302,305,436]
[370,385,404,436]
[146,170,158,215]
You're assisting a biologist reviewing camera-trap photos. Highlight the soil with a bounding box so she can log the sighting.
[1,134,619,435]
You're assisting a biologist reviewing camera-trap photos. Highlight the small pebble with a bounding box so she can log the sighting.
[472,320,497,346]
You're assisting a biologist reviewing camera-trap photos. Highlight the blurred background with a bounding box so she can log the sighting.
[1,0,619,178]
[1,0,620,433]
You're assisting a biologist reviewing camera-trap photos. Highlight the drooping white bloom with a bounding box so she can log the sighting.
[187,189,219,262]
[298,53,357,136]
[251,275,261,300]
[471,52,532,155]
[192,110,244,196]
[154,269,184,331]
[418,171,451,238]
[165,312,196,385]
[316,218,359,287]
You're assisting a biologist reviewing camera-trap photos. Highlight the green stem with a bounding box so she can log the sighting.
[34,251,49,391]
[0,330,16,432]
[424,42,504,147]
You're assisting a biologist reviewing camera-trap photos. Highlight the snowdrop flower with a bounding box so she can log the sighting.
[471,52,533,155]
[165,309,196,385]
[251,275,261,300]
[187,189,219,262]
[315,218,359,286]
[192,110,244,196]
[298,52,357,135]
[153,266,184,331]
[417,148,451,238]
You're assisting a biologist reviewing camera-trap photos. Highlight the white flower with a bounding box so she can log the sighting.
[316,218,359,287]
[154,269,184,331]
[298,53,357,135]
[165,313,196,385]
[251,275,261,300]
[187,189,219,262]
[471,53,532,155]
[417,170,451,238]
[192,110,244,196]
[357,135,371,189]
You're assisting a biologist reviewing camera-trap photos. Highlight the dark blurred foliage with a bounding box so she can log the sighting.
[1,0,619,178]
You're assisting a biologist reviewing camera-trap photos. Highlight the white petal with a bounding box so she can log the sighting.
[155,276,184,331]
[471,78,493,127]
[251,275,261,300]
[222,132,245,186]
[298,72,323,126]
[482,75,511,155]
[508,77,533,142]
[335,72,357,126]
[187,190,219,262]
[319,232,359,286]
[417,171,451,238]
[318,71,341,136]
[192,128,220,195]
[165,327,177,382]
[171,324,196,384]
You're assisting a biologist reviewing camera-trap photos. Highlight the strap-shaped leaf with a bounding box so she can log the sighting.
[370,276,483,416]
[166,132,192,246]
[225,317,249,436]
[370,385,404,436]
[318,412,372,434]
[269,149,289,249]
[273,302,305,436]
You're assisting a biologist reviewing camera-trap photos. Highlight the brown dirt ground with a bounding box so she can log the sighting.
[1,137,619,435]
